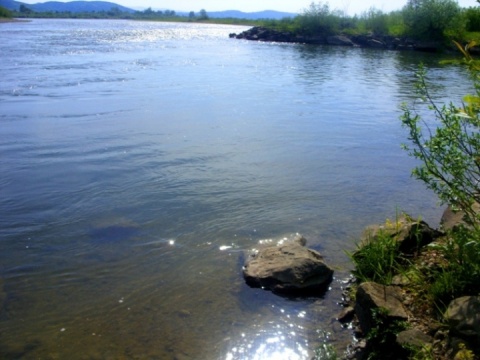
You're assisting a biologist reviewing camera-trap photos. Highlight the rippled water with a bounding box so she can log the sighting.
[0,19,471,359]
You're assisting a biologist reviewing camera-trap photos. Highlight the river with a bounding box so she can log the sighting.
[0,19,470,359]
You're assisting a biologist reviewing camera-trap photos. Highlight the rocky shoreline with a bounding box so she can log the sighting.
[230,26,442,52]
[338,211,480,359]
[241,210,480,359]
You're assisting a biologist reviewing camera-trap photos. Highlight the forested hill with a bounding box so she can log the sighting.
[0,0,296,19]
[0,0,135,13]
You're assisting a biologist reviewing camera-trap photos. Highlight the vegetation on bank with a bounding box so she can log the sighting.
[263,0,480,45]
[401,38,480,311]
[344,41,480,359]
[0,5,12,18]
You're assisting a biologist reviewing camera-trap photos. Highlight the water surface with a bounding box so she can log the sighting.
[0,19,470,359]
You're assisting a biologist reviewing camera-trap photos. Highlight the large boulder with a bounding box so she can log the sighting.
[242,235,333,295]
[355,282,408,334]
[445,296,480,344]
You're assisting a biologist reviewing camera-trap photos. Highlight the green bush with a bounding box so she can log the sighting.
[402,0,465,42]
[0,5,12,18]
[401,45,480,227]
[360,7,389,35]
[402,43,480,310]
[464,7,480,32]
[295,2,341,36]
[429,227,480,309]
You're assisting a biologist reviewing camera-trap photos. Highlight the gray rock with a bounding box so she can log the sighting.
[327,35,355,46]
[355,282,408,334]
[362,215,441,255]
[242,236,333,295]
[367,39,385,48]
[396,329,433,348]
[337,306,355,324]
[441,203,480,231]
[445,296,480,343]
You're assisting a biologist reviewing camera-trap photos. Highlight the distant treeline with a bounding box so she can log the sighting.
[3,4,258,25]
[10,4,187,20]
[0,4,265,25]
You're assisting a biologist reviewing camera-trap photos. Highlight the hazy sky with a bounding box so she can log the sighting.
[19,0,480,15]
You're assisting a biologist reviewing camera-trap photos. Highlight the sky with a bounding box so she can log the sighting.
[19,0,480,15]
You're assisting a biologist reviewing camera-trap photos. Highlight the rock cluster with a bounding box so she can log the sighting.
[242,234,333,296]
[240,210,480,357]
[229,26,442,52]
[340,212,480,359]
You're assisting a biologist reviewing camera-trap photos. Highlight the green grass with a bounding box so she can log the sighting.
[348,218,408,285]
[427,227,480,310]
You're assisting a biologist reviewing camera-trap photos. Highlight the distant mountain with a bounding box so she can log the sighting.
[0,0,296,19]
[32,1,135,13]
[206,10,297,20]
[0,0,135,13]
[0,0,19,10]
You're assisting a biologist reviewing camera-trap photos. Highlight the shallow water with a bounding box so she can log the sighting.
[0,19,471,359]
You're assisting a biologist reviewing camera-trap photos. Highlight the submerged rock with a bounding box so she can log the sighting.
[0,277,5,310]
[89,225,141,244]
[242,234,333,296]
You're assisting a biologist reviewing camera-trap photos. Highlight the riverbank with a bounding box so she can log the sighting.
[0,18,29,23]
[337,209,480,360]
[230,26,444,52]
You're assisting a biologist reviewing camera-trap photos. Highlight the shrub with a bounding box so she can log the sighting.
[401,43,480,227]
[428,227,480,309]
[296,2,341,36]
[402,0,465,42]
[360,7,389,35]
[401,42,480,310]
[0,5,12,18]
[464,7,480,32]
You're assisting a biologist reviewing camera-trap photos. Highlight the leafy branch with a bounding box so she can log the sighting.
[401,42,480,227]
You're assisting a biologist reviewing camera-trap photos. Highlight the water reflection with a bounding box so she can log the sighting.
[225,319,311,360]
[225,313,338,360]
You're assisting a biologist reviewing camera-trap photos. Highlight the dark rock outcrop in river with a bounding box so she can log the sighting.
[242,234,333,296]
[230,26,442,52]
